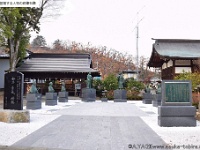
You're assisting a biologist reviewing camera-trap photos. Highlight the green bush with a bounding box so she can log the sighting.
[175,71,200,91]
[192,102,199,109]
[124,78,145,91]
[103,74,118,91]
[126,89,142,100]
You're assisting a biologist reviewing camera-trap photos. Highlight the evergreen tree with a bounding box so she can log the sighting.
[31,35,47,47]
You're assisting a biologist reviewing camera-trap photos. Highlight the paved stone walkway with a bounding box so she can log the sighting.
[1,102,167,150]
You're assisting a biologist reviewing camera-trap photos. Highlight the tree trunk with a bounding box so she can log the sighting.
[9,38,20,72]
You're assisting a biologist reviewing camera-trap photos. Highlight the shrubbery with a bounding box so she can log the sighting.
[93,74,145,100]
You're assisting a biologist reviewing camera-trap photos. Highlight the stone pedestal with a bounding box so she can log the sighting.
[26,93,42,110]
[82,88,96,102]
[101,98,108,102]
[152,94,161,107]
[58,92,68,102]
[45,92,57,106]
[114,89,127,102]
[0,110,30,123]
[142,93,153,104]
[158,106,196,127]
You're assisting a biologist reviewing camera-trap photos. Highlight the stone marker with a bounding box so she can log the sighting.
[158,80,196,127]
[2,71,30,123]
[4,71,24,110]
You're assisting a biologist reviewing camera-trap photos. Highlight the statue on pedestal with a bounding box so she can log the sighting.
[48,82,55,92]
[29,81,38,94]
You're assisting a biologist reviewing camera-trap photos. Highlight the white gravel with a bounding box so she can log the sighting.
[133,101,200,149]
[0,100,80,146]
[0,100,199,149]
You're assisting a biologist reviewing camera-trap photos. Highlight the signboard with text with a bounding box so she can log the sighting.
[4,71,24,110]
[161,80,192,106]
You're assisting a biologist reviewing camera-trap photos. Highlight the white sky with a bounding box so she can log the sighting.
[31,0,200,58]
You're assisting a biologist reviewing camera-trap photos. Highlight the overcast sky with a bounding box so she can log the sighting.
[31,0,200,58]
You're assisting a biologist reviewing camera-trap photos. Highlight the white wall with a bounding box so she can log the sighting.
[0,59,9,89]
[175,67,191,73]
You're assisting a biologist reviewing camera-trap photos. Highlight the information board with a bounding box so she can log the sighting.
[162,80,192,106]
[165,82,190,102]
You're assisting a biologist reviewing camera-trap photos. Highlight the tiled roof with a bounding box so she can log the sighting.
[153,39,200,58]
[148,39,200,67]
[16,53,99,73]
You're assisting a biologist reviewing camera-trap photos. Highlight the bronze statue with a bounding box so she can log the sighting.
[29,81,38,94]
[118,73,124,89]
[87,72,92,88]
[156,83,161,94]
[48,82,55,92]
[61,81,66,92]
[145,84,151,93]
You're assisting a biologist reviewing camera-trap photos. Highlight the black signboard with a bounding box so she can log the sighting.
[4,71,24,110]
[161,80,192,106]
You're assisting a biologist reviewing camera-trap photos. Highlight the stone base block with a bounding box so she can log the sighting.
[45,99,57,106]
[58,97,68,102]
[58,91,68,98]
[0,110,30,123]
[158,106,196,127]
[58,92,68,102]
[143,93,153,99]
[26,93,42,110]
[46,92,57,100]
[158,106,196,117]
[26,93,41,101]
[101,98,108,102]
[158,116,196,127]
[26,101,41,110]
[152,100,161,107]
[114,89,127,101]
[114,99,127,102]
[82,88,96,102]
[143,99,152,104]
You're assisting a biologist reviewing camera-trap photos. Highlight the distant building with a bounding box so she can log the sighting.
[121,70,140,80]
[16,52,100,95]
[0,50,9,90]
[147,39,200,80]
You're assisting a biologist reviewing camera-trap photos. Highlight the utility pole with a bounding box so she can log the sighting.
[136,12,139,81]
[135,7,144,81]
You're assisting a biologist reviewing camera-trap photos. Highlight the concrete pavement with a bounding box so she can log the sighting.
[1,101,167,150]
